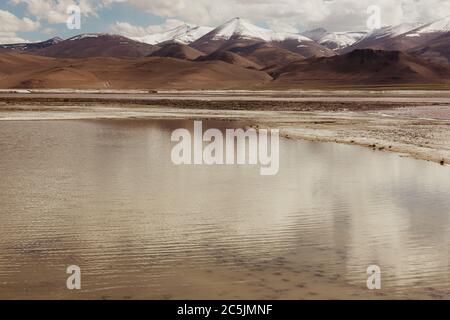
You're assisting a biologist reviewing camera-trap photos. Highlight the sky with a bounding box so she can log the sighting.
[0,0,449,44]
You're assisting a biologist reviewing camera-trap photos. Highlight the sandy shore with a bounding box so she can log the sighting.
[1,92,450,166]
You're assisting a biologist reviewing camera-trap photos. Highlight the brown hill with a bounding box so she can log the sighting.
[227,43,305,69]
[0,52,103,89]
[126,58,272,89]
[0,51,58,77]
[149,43,205,60]
[271,49,450,86]
[191,36,262,55]
[410,33,450,64]
[33,34,159,59]
[0,52,271,90]
[1,49,448,90]
[196,50,262,70]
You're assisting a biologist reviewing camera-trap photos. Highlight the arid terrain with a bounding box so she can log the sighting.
[0,49,449,90]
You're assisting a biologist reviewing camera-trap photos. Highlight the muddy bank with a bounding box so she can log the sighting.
[255,109,450,166]
[0,96,428,112]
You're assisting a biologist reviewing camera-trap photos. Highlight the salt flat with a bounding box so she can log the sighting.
[1,91,449,165]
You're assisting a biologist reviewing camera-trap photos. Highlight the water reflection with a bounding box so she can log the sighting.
[0,119,448,299]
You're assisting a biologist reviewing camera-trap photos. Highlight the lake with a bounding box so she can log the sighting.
[0,119,449,299]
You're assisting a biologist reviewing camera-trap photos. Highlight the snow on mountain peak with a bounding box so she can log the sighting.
[367,23,423,40]
[68,34,107,41]
[211,17,266,40]
[416,15,450,33]
[319,31,368,50]
[209,17,312,42]
[301,28,329,42]
[134,24,214,45]
[49,37,63,43]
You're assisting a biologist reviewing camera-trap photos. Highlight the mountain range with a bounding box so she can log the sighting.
[0,17,449,89]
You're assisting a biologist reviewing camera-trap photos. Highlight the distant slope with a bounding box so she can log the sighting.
[0,37,63,52]
[0,52,98,88]
[410,33,450,64]
[196,50,262,69]
[149,43,205,60]
[0,52,271,90]
[227,43,304,69]
[1,49,448,90]
[0,51,54,78]
[342,23,423,53]
[125,58,272,89]
[271,49,450,86]
[34,34,159,58]
[344,17,450,54]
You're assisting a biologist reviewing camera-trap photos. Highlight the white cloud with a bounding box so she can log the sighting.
[0,33,28,44]
[8,0,124,24]
[0,9,40,44]
[123,0,450,32]
[111,19,185,38]
[4,0,450,43]
[145,19,186,33]
[41,27,58,35]
[110,22,146,38]
[0,9,40,32]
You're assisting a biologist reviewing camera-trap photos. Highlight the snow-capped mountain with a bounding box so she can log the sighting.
[413,15,450,34]
[391,16,450,63]
[341,22,424,53]
[366,23,423,40]
[35,34,158,58]
[302,28,367,51]
[0,37,63,51]
[200,18,311,42]
[402,16,450,36]
[2,16,447,65]
[134,24,214,45]
[301,28,328,42]
[206,17,312,42]
[191,17,335,58]
[343,16,450,53]
[68,34,104,41]
[319,31,368,51]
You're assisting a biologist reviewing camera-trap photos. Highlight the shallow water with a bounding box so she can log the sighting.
[0,119,449,299]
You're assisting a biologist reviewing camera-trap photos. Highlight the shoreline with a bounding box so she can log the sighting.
[1,94,450,166]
